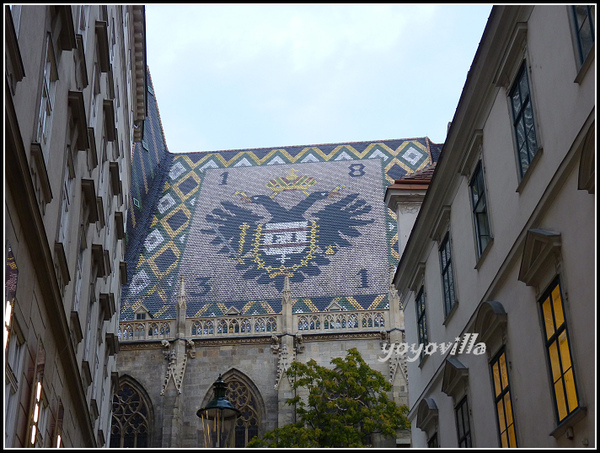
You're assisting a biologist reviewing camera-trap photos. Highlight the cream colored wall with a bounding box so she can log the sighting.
[394,5,595,448]
[5,5,142,447]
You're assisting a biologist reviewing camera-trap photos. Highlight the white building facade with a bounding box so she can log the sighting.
[5,5,146,447]
[388,5,595,448]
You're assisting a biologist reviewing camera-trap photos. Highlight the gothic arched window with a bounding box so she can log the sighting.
[228,379,260,447]
[110,378,153,448]
[201,370,264,448]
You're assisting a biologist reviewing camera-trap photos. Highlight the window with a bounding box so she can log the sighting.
[509,62,538,178]
[10,5,22,36]
[491,349,517,447]
[83,295,97,363]
[198,371,263,448]
[28,342,48,447]
[30,380,48,446]
[540,278,579,423]
[5,319,26,448]
[78,5,90,49]
[57,165,75,245]
[571,5,595,66]
[37,33,58,158]
[427,433,438,448]
[469,161,492,257]
[415,287,428,353]
[439,233,456,316]
[110,381,151,448]
[5,244,18,350]
[455,396,472,447]
[52,402,64,448]
[226,379,261,447]
[72,225,87,313]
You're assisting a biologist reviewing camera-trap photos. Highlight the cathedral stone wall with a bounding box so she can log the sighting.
[116,328,409,448]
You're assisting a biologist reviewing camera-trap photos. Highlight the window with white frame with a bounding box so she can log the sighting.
[469,161,492,258]
[509,62,539,178]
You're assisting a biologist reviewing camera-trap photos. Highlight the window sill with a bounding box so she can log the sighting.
[516,147,544,194]
[550,405,587,439]
[474,238,494,270]
[417,350,430,369]
[30,142,53,205]
[442,300,459,327]
[574,44,594,84]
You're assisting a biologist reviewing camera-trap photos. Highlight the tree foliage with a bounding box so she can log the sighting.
[247,348,409,448]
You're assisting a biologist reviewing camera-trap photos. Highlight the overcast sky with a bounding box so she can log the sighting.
[144,4,493,153]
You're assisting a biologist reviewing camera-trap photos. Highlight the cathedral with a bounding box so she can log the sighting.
[111,69,440,448]
[6,5,594,449]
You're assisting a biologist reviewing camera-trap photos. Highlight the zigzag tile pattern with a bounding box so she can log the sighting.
[120,74,442,321]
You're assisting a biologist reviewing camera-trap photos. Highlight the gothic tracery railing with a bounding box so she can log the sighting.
[297,311,386,332]
[118,310,389,342]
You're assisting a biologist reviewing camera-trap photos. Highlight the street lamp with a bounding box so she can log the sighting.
[197,374,240,448]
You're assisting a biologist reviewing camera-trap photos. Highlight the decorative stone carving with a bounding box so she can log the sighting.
[294,333,304,354]
[270,334,280,353]
[274,341,290,390]
[186,339,196,359]
[380,329,390,347]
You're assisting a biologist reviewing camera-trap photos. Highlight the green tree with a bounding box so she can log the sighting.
[247,348,409,448]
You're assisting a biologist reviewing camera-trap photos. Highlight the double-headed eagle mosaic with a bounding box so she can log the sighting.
[200,168,374,291]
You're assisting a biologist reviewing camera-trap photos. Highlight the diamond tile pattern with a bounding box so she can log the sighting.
[120,74,441,321]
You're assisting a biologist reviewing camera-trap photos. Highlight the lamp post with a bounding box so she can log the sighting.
[197,374,240,448]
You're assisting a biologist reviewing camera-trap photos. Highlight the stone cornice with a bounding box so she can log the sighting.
[130,5,147,142]
[119,330,383,351]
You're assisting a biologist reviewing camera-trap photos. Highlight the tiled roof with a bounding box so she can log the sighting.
[398,162,437,182]
[120,68,443,321]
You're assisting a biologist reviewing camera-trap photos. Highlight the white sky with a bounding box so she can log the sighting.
[145,4,493,153]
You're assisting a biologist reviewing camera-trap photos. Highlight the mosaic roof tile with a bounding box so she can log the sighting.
[120,70,442,321]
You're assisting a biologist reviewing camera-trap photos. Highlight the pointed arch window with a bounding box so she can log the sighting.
[228,380,260,447]
[110,379,152,448]
[201,371,264,448]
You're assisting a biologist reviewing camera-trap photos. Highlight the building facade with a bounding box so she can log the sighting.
[388,5,595,448]
[5,5,146,447]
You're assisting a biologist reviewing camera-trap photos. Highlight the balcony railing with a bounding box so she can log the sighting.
[118,310,389,342]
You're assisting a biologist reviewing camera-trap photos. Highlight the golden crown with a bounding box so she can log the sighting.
[266,168,317,198]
